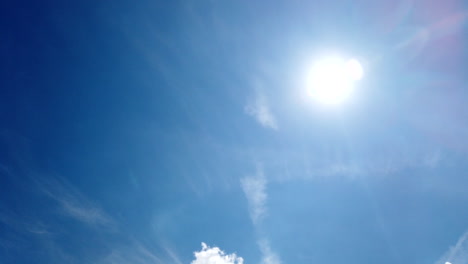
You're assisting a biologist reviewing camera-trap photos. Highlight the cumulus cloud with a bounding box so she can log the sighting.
[435,231,468,264]
[241,170,267,225]
[245,90,278,130]
[192,243,243,264]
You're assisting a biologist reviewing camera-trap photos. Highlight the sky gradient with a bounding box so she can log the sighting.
[1,0,468,264]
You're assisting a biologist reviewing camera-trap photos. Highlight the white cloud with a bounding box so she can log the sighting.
[258,239,281,264]
[435,231,468,264]
[192,243,244,264]
[245,90,278,130]
[241,169,267,225]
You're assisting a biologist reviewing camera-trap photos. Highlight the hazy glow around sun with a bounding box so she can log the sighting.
[307,56,363,105]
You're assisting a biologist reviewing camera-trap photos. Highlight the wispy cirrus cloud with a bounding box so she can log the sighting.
[36,177,112,227]
[192,243,243,264]
[161,242,184,264]
[258,239,281,264]
[0,207,50,236]
[241,167,281,264]
[241,169,267,225]
[245,89,278,130]
[58,199,110,226]
[190,169,268,264]
[435,231,468,264]
[100,242,163,264]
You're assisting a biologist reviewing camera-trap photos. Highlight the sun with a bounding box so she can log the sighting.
[306,56,363,105]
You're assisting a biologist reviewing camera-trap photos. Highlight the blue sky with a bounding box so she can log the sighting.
[1,0,468,263]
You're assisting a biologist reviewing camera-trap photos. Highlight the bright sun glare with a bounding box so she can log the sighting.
[307,56,363,105]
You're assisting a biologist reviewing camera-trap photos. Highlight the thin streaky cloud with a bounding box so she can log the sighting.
[241,167,282,264]
[245,89,278,130]
[241,169,267,225]
[35,177,113,227]
[258,239,281,264]
[0,206,50,236]
[59,199,110,226]
[163,244,184,264]
[100,243,164,264]
[435,231,468,264]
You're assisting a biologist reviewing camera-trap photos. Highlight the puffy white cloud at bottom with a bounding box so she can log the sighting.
[192,243,244,264]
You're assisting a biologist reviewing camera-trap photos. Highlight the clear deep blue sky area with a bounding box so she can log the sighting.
[1,1,468,264]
